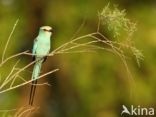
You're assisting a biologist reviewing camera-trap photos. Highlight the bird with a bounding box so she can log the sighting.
[29,26,53,106]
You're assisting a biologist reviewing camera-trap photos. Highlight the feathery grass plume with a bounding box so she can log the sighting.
[131,47,144,67]
[99,3,136,39]
[98,3,143,66]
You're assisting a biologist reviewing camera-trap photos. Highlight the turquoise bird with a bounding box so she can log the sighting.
[29,26,53,105]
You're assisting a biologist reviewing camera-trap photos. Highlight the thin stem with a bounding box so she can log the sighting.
[17,107,37,117]
[55,50,96,55]
[70,18,86,40]
[97,16,101,32]
[0,61,36,90]
[51,32,97,54]
[2,19,19,62]
[0,69,59,94]
[0,50,28,67]
[0,60,20,89]
[58,40,99,53]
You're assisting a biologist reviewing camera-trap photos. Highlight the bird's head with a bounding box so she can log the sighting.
[39,26,53,37]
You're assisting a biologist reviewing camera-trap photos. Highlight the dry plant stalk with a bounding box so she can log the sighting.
[0,4,143,117]
[0,106,39,117]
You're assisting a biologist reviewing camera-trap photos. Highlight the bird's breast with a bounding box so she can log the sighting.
[36,40,50,56]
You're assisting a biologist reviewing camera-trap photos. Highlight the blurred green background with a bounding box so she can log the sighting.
[0,0,156,117]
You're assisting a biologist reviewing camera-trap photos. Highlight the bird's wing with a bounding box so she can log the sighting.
[32,38,38,61]
[43,43,50,63]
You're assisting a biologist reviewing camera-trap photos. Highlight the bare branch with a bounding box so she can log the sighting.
[0,60,20,89]
[51,32,97,54]
[0,50,29,67]
[0,61,36,90]
[0,69,59,94]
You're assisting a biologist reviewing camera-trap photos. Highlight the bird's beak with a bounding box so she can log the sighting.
[49,29,53,33]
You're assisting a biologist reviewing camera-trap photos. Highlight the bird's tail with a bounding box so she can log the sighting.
[29,60,42,105]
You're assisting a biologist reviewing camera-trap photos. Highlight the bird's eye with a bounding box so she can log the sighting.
[43,29,53,33]
[43,29,47,31]
[43,29,53,32]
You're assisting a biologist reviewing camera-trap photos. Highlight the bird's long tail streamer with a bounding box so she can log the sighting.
[29,59,42,105]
